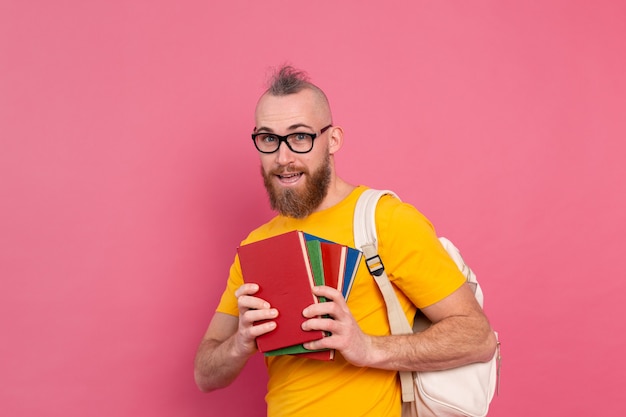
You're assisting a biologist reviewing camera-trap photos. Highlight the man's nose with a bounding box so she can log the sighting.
[275,140,296,165]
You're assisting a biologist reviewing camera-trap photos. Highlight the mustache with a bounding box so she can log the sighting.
[270,164,307,175]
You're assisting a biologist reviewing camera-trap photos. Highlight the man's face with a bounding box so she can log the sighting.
[254,89,332,218]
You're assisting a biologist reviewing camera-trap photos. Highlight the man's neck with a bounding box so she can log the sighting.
[314,177,356,213]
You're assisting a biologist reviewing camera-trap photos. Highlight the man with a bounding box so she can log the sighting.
[194,66,497,417]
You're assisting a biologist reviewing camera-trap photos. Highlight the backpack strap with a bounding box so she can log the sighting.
[354,189,410,333]
[354,189,415,403]
[353,189,398,252]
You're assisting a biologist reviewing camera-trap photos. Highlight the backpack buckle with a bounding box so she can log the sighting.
[365,254,385,276]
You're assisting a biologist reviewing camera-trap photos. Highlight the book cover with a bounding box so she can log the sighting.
[265,343,335,360]
[303,232,361,299]
[264,238,335,360]
[237,230,326,353]
[342,247,362,299]
[320,241,347,293]
[306,239,326,297]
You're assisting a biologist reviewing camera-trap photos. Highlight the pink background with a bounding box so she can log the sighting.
[2,1,625,416]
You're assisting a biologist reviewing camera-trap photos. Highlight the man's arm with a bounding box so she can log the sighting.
[194,283,277,392]
[301,283,497,372]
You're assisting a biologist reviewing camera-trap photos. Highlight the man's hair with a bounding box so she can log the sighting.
[266,65,329,101]
[266,65,312,96]
[265,65,332,119]
[267,65,311,96]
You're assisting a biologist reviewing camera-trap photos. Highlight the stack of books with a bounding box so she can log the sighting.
[237,230,362,361]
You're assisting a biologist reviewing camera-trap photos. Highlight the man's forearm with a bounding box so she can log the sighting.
[366,314,497,372]
[194,336,255,392]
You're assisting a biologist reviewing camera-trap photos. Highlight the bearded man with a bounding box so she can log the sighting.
[193,66,496,417]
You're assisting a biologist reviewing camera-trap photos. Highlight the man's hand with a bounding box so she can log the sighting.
[233,283,278,356]
[300,286,373,367]
[194,283,278,392]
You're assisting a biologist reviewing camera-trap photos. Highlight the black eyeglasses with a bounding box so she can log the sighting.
[251,125,332,154]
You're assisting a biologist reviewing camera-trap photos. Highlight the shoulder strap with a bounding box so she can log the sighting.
[354,189,415,403]
[354,189,410,334]
[353,189,398,252]
[353,189,413,329]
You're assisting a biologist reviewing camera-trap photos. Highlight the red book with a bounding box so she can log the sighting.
[320,241,347,293]
[275,240,348,361]
[237,230,326,353]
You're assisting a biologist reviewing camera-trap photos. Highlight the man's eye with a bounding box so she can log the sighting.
[261,135,277,143]
[293,133,309,141]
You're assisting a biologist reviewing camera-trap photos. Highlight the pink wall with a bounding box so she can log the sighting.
[2,1,624,416]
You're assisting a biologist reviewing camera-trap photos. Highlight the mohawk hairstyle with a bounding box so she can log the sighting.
[266,65,313,96]
[262,64,333,124]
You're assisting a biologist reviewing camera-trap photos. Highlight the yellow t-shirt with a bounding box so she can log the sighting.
[216,186,465,417]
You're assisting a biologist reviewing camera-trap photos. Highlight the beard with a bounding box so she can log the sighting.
[262,153,331,219]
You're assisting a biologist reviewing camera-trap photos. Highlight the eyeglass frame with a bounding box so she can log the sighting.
[251,124,333,154]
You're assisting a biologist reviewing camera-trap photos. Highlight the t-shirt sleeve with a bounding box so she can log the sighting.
[376,197,466,309]
[215,255,244,317]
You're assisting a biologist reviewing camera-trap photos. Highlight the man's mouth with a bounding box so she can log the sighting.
[275,172,304,184]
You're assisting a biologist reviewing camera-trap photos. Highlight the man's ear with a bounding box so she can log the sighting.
[328,126,344,155]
